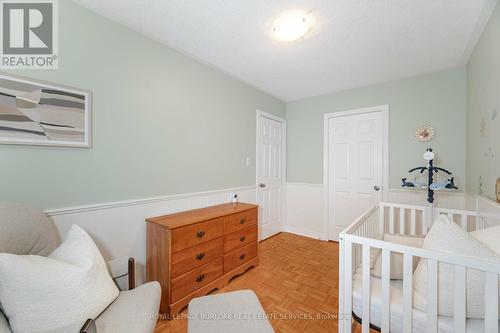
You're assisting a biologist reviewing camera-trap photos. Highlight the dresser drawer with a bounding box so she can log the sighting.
[171,237,224,278]
[224,242,257,273]
[171,218,224,253]
[224,225,258,253]
[224,209,257,234]
[171,258,223,302]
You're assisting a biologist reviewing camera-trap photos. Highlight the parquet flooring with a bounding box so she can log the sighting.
[154,232,370,333]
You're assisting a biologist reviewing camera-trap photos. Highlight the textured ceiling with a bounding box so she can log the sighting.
[76,0,497,102]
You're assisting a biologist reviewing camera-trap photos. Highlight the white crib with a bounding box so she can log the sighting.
[338,202,500,333]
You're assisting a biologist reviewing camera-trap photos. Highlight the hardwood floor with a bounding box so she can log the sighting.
[154,232,367,333]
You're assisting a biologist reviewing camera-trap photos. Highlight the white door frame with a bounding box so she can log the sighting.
[256,110,287,239]
[323,105,389,241]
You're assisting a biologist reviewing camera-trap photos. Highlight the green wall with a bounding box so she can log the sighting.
[286,68,467,189]
[466,2,500,200]
[0,0,285,208]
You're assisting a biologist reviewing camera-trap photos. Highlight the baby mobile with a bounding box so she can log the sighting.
[401,126,458,203]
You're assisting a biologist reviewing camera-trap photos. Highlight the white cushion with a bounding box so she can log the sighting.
[413,215,500,319]
[188,290,274,333]
[0,225,119,333]
[371,234,424,279]
[95,282,161,333]
[471,224,500,255]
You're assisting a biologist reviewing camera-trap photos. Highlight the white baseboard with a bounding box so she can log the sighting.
[284,225,323,240]
[46,186,257,285]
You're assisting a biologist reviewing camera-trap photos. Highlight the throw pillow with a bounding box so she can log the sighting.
[413,215,500,318]
[0,225,119,333]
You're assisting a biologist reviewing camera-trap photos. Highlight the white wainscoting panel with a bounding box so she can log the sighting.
[285,183,325,240]
[45,183,478,286]
[46,186,257,285]
[476,195,500,227]
[285,184,472,241]
[386,189,474,210]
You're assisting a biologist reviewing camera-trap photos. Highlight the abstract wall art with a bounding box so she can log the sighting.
[0,73,92,147]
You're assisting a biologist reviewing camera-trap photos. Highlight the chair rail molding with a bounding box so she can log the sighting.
[45,185,258,286]
[45,186,257,216]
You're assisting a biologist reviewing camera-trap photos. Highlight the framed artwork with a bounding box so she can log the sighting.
[0,73,92,147]
[415,125,435,142]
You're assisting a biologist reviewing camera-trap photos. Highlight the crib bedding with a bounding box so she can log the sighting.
[351,271,500,333]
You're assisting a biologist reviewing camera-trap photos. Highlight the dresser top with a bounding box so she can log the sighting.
[146,202,258,229]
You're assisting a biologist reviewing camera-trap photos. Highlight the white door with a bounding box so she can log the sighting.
[327,109,385,240]
[257,112,285,240]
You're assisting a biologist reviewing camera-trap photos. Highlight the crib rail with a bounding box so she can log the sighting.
[339,202,498,333]
[380,202,485,235]
[379,202,429,236]
[434,207,487,231]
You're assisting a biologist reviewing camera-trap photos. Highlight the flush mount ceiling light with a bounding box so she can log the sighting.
[271,11,314,42]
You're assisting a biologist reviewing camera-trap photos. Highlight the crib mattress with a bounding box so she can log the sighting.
[352,271,500,333]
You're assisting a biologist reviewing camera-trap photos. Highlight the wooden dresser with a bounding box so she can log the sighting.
[146,202,259,317]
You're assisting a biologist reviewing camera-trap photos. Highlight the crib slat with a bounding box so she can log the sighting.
[422,207,430,235]
[427,259,438,333]
[478,217,486,230]
[403,254,413,333]
[381,249,390,333]
[379,206,385,235]
[453,265,466,333]
[352,244,356,273]
[485,272,499,333]
[389,207,394,233]
[345,239,353,333]
[400,208,405,234]
[410,209,416,235]
[460,214,467,231]
[362,245,371,333]
[358,244,362,271]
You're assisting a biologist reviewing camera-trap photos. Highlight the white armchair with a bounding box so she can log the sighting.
[0,203,161,333]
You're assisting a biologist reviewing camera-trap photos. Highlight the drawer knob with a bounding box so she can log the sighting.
[240,218,246,224]
[196,231,206,238]
[195,252,205,260]
[240,236,246,242]
[239,254,246,260]
[196,274,205,282]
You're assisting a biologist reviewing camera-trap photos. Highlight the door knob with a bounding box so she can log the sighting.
[373,185,380,191]
[259,183,266,188]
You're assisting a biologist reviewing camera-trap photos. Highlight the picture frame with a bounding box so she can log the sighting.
[0,73,92,148]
